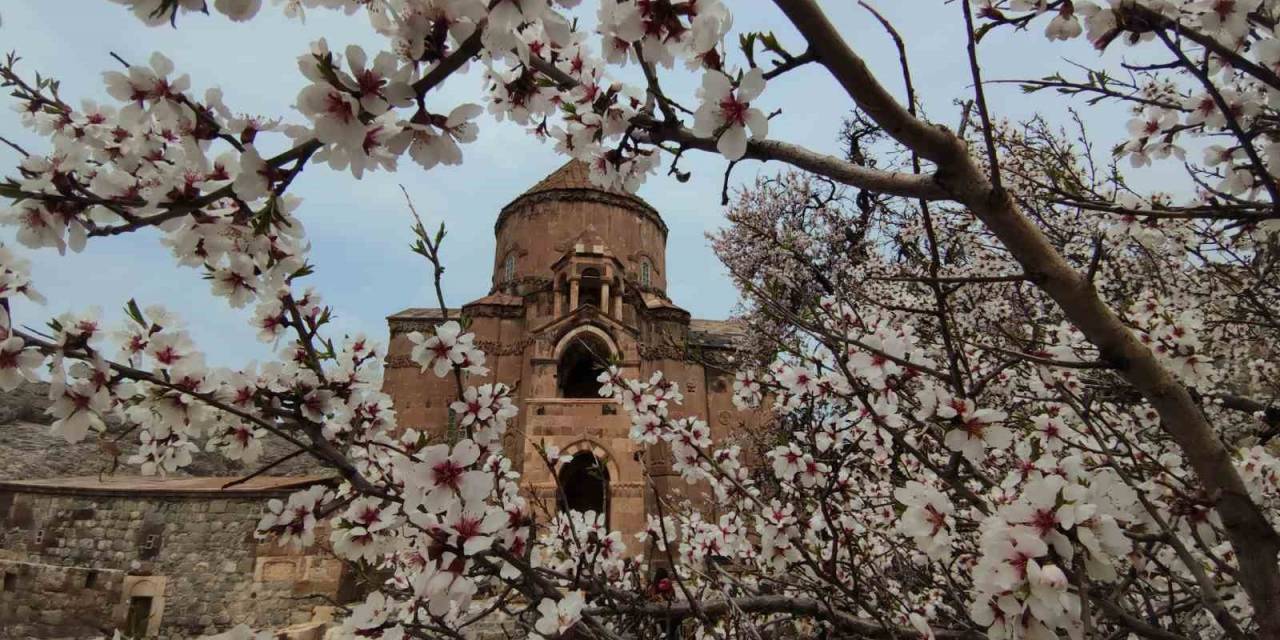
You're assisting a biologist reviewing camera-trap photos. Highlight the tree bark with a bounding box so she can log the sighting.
[587,595,982,639]
[770,0,1280,634]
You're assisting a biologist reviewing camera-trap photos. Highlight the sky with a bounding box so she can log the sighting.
[0,1,1140,369]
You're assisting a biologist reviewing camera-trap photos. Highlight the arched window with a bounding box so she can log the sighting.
[580,267,603,309]
[640,260,651,287]
[557,451,609,520]
[503,253,516,283]
[557,332,611,398]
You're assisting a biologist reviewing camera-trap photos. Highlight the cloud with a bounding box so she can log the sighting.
[0,1,1168,368]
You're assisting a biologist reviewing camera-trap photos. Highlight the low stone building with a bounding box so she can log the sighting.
[383,160,765,546]
[0,475,344,639]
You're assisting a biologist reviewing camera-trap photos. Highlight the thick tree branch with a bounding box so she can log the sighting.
[772,0,962,164]
[770,0,1280,632]
[524,56,948,201]
[587,596,982,640]
[632,115,948,200]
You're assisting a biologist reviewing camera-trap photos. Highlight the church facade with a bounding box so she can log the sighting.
[382,161,762,545]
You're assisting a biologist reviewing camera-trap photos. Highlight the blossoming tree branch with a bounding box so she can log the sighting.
[3,0,1280,638]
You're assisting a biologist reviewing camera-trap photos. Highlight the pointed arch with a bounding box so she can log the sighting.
[553,325,619,361]
[555,439,620,527]
[554,326,618,398]
[560,439,621,479]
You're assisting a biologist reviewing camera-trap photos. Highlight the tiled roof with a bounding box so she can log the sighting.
[509,160,657,212]
[689,318,746,349]
[466,292,523,307]
[642,292,685,311]
[388,294,521,323]
[0,474,335,497]
[387,307,462,320]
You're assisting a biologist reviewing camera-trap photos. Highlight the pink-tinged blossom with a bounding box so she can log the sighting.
[297,82,364,154]
[450,383,518,446]
[0,244,45,310]
[48,379,111,443]
[534,590,584,638]
[940,398,1012,462]
[399,103,482,170]
[1197,0,1261,42]
[332,497,401,563]
[212,0,262,21]
[692,68,768,161]
[232,146,273,201]
[404,439,491,514]
[209,423,267,464]
[0,336,44,392]
[408,320,468,377]
[894,481,955,560]
[443,498,506,556]
[731,369,763,409]
[257,484,329,549]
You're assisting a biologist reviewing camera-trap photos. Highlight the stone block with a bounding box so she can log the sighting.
[35,570,67,592]
[255,557,301,582]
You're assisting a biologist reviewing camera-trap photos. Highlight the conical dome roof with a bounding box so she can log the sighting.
[521,159,628,195]
[500,160,661,222]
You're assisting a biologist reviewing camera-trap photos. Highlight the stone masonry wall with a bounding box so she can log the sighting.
[0,489,341,639]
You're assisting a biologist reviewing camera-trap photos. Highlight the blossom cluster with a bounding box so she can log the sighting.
[4,0,1280,638]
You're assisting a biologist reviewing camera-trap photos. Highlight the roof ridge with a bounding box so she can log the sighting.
[510,159,656,210]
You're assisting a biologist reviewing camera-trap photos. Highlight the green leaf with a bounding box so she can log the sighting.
[739,32,758,68]
[0,181,26,201]
[288,261,315,282]
[124,299,147,329]
[759,32,784,57]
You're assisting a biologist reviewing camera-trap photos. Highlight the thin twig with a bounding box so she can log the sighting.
[222,448,308,489]
[0,135,30,157]
[960,0,1003,191]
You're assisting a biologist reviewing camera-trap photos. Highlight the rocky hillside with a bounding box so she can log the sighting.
[0,382,322,481]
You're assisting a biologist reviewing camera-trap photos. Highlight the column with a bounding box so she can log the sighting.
[600,282,610,311]
[553,286,562,317]
[569,278,580,310]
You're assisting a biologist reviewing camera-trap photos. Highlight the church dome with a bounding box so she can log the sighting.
[518,159,648,200]
[496,160,667,236]
[491,159,670,293]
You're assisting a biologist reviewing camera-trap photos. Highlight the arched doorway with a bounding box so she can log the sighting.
[557,332,612,398]
[557,451,609,521]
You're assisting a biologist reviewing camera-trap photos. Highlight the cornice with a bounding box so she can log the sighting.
[496,188,669,237]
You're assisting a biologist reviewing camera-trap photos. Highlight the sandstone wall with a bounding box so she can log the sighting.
[496,195,668,293]
[0,489,341,639]
[380,161,764,562]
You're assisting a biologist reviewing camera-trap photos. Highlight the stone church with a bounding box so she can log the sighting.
[383,160,762,544]
[0,161,761,639]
